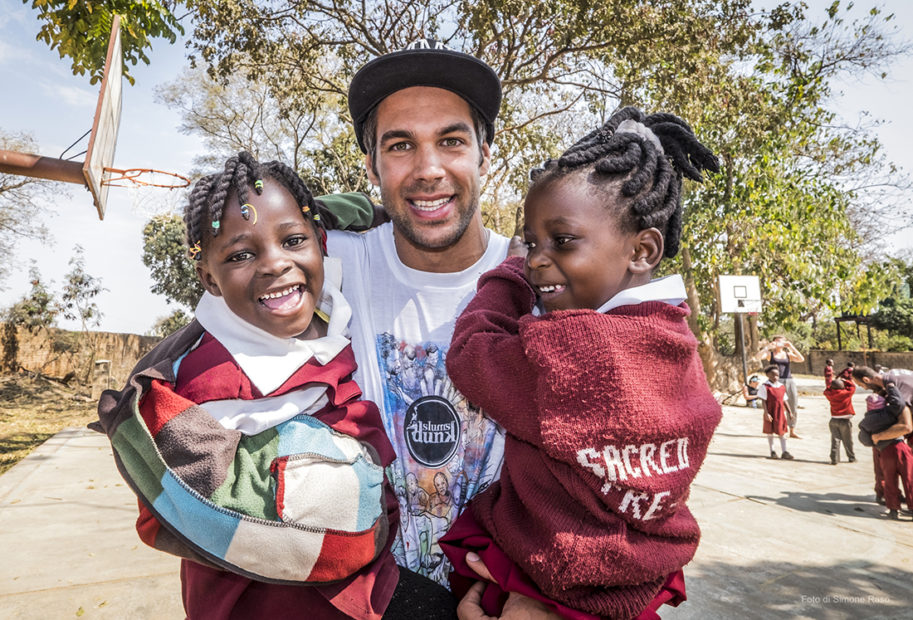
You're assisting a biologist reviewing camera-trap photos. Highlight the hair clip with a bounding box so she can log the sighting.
[241,203,252,220]
[211,220,221,233]
[188,241,202,260]
[301,205,310,214]
[313,213,320,222]
[254,179,264,192]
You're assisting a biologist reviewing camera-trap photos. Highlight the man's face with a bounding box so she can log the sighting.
[366,86,490,253]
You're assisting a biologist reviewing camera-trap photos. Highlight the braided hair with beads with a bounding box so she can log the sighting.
[530,106,719,259]
[183,151,323,260]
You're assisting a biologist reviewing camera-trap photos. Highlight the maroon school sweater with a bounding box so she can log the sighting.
[824,380,856,418]
[445,257,722,618]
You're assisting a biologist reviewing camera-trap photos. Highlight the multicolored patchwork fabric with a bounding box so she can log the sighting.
[96,320,393,585]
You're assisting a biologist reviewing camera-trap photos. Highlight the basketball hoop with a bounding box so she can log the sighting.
[101,167,191,189]
[0,16,192,221]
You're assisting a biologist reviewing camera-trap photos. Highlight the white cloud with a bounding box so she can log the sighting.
[43,82,98,109]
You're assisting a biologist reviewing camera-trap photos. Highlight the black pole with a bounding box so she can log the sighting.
[738,313,748,387]
[836,319,842,351]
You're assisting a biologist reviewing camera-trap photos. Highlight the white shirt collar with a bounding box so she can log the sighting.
[533,274,686,316]
[596,274,687,313]
[194,257,351,395]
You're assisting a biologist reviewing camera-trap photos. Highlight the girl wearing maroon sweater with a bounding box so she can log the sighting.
[440,107,722,619]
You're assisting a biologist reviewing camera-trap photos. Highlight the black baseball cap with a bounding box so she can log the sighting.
[348,39,502,153]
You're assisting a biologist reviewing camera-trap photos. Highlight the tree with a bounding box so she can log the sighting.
[149,308,191,337]
[1,263,58,371]
[0,130,56,287]
[141,214,204,310]
[154,66,369,194]
[60,245,105,333]
[621,1,912,376]
[869,297,913,341]
[63,1,909,383]
[24,0,184,85]
[179,0,758,220]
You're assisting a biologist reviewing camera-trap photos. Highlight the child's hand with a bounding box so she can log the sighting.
[507,235,528,259]
[458,553,561,619]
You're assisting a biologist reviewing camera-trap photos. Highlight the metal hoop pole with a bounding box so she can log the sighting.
[0,149,86,185]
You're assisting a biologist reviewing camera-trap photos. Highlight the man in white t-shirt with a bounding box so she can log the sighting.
[328,39,537,616]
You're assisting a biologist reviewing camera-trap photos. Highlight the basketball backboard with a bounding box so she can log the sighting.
[83,15,123,220]
[719,274,762,314]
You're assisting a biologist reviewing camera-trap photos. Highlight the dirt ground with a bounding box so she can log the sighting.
[0,372,98,475]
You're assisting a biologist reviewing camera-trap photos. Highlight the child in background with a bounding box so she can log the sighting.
[759,365,794,460]
[823,377,856,465]
[824,358,835,388]
[857,384,913,520]
[744,375,761,408]
[96,153,439,619]
[842,361,855,382]
[440,107,722,619]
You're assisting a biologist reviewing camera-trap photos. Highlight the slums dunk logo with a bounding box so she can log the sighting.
[404,396,461,467]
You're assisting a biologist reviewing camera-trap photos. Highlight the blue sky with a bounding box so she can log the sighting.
[1,0,912,334]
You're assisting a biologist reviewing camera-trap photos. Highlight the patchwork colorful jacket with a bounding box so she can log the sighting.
[96,319,397,585]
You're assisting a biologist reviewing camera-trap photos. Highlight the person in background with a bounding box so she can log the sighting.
[758,365,794,460]
[823,377,856,465]
[743,375,761,408]
[824,358,834,388]
[759,336,804,438]
[856,384,913,520]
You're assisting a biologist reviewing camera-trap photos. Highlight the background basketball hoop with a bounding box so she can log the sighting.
[0,16,188,220]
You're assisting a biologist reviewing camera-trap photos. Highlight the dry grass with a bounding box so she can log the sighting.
[0,372,98,475]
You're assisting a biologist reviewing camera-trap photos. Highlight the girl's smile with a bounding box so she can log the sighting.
[195,179,326,340]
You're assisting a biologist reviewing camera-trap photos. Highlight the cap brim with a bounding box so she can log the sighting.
[349,48,501,153]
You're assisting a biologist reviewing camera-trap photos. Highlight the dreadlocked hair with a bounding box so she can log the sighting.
[183,151,319,259]
[529,106,719,258]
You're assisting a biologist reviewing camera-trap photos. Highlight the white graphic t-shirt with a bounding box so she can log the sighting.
[328,224,509,586]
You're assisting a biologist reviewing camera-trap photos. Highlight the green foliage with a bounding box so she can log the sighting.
[149,308,190,337]
[60,245,105,332]
[24,0,183,85]
[153,0,909,363]
[141,213,204,310]
[870,297,913,341]
[1,263,58,370]
[648,1,910,353]
[4,263,59,332]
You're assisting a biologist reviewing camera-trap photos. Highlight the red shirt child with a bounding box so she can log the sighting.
[823,377,856,419]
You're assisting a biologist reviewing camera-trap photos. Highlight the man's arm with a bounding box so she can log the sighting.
[872,406,913,443]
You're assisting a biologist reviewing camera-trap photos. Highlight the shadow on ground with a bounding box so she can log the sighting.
[745,490,896,520]
[669,559,913,619]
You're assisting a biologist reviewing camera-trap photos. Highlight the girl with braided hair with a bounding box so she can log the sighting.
[440,108,723,619]
[98,152,460,618]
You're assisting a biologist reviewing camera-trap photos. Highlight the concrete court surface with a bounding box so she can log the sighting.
[1,375,912,619]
